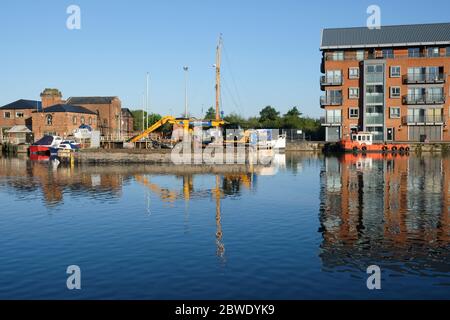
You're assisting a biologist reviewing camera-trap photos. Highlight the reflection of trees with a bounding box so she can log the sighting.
[319,154,449,274]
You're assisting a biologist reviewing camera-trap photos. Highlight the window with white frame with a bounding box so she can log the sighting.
[390,66,401,78]
[349,87,359,99]
[16,112,24,118]
[390,107,401,118]
[349,108,359,119]
[356,50,365,61]
[4,112,11,119]
[390,86,401,98]
[349,68,359,79]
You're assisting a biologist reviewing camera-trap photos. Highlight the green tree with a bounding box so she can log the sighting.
[204,107,216,120]
[259,106,280,122]
[131,110,162,131]
[284,106,302,118]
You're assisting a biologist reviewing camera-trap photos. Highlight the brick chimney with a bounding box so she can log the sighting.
[40,88,63,108]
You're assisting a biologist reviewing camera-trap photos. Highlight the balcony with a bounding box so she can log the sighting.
[365,73,384,84]
[365,114,384,125]
[320,75,343,88]
[365,93,384,104]
[403,73,446,84]
[320,96,342,107]
[402,115,444,125]
[321,116,342,126]
[402,94,445,105]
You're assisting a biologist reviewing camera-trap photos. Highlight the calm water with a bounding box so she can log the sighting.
[0,153,448,300]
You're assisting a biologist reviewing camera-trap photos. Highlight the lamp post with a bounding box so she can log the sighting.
[183,66,189,118]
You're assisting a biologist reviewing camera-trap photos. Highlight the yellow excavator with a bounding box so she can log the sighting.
[129,116,226,144]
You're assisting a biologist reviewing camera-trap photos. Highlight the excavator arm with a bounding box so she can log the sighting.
[130,116,177,143]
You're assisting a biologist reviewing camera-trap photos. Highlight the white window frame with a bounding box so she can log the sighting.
[16,112,24,118]
[349,108,359,119]
[349,68,359,79]
[390,66,401,78]
[4,112,11,119]
[390,107,401,119]
[349,87,359,99]
[390,86,401,98]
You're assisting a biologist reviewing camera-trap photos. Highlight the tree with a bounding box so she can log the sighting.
[259,106,280,122]
[258,106,281,128]
[204,107,216,120]
[284,106,302,118]
[131,110,162,131]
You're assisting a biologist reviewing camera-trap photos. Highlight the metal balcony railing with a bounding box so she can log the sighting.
[324,51,450,61]
[402,94,445,105]
[402,115,444,124]
[320,75,342,86]
[403,73,446,84]
[320,116,342,125]
[320,96,342,106]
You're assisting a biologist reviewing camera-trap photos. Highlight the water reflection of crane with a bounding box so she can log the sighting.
[134,173,255,260]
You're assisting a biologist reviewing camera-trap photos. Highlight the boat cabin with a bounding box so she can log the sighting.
[351,132,373,146]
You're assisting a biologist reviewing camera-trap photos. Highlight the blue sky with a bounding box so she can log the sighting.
[1,0,449,118]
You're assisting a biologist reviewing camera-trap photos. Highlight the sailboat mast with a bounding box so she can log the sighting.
[215,34,223,121]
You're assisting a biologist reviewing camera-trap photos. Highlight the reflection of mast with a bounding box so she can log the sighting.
[214,175,225,259]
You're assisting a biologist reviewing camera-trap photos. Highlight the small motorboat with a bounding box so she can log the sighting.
[58,140,81,151]
[29,136,63,155]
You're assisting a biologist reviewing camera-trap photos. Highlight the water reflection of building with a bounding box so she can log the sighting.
[0,157,124,206]
[319,154,449,272]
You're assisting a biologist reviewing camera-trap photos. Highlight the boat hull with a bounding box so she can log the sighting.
[29,145,50,154]
[340,141,410,153]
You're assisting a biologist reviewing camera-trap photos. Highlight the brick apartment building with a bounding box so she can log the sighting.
[320,23,450,142]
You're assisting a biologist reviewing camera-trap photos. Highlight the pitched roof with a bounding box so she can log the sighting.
[121,108,133,116]
[0,99,42,111]
[66,97,118,104]
[7,125,32,133]
[321,22,450,49]
[40,104,97,115]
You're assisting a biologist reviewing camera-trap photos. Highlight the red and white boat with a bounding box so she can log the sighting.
[340,132,410,153]
[29,136,63,155]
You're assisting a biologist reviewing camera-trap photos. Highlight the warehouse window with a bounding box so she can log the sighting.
[4,112,11,119]
[46,115,53,125]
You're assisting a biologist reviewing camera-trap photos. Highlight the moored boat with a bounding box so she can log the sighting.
[340,132,410,153]
[29,136,63,155]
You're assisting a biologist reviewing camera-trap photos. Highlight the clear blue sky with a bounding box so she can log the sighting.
[1,0,449,118]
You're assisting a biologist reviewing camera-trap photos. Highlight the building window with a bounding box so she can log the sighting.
[349,87,359,99]
[356,50,365,61]
[390,87,401,98]
[446,47,450,57]
[88,117,92,125]
[349,108,359,119]
[427,47,440,57]
[390,107,401,119]
[4,112,11,119]
[349,68,359,79]
[73,116,77,125]
[408,47,421,58]
[382,49,394,59]
[332,51,344,61]
[15,112,24,118]
[390,66,401,78]
[103,119,108,126]
[46,115,53,126]
[80,116,85,124]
